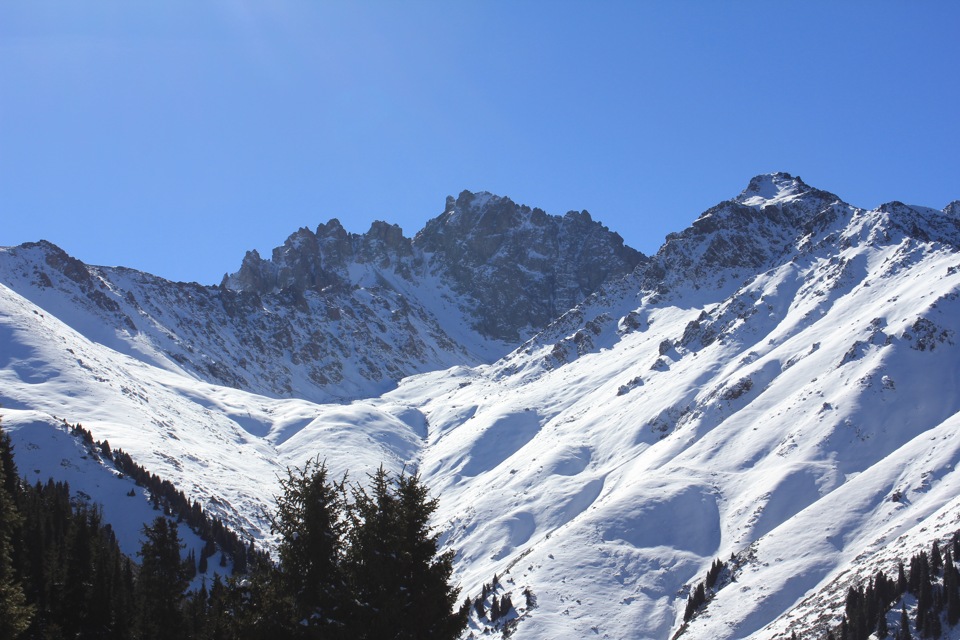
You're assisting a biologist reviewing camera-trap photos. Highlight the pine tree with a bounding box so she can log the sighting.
[898,562,909,596]
[932,542,943,575]
[685,582,706,621]
[945,549,960,625]
[523,587,536,609]
[137,516,189,640]
[900,605,912,640]
[877,608,889,639]
[345,467,468,640]
[501,593,513,617]
[271,456,348,636]
[0,420,32,638]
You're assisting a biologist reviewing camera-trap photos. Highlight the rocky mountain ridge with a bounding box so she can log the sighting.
[223,189,644,341]
[0,191,641,402]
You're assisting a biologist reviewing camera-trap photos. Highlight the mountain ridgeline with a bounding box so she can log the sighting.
[0,191,641,403]
[3,173,960,640]
[222,189,644,341]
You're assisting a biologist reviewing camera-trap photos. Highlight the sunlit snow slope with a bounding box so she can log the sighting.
[2,173,959,639]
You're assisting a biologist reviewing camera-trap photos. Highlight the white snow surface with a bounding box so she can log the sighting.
[2,176,960,639]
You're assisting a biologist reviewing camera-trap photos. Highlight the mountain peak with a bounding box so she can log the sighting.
[735,172,813,206]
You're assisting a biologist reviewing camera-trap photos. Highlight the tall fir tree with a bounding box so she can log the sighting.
[345,467,468,640]
[137,516,189,640]
[945,548,960,626]
[271,456,348,637]
[0,419,32,638]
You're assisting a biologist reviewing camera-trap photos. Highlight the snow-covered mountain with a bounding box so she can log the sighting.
[0,191,640,403]
[2,173,960,639]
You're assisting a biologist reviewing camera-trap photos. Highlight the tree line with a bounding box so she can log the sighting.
[818,534,960,640]
[0,419,468,639]
[69,421,266,574]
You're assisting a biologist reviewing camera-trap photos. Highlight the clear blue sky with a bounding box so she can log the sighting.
[2,2,958,284]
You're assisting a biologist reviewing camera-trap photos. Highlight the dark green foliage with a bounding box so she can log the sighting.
[683,557,726,623]
[490,594,501,621]
[474,595,486,618]
[270,456,347,637]
[3,436,134,638]
[0,422,33,638]
[931,541,943,574]
[706,558,724,589]
[900,605,912,640]
[684,583,706,622]
[244,460,468,639]
[2,416,465,639]
[945,549,960,626]
[877,607,888,638]
[523,587,536,609]
[500,593,514,617]
[822,538,960,640]
[138,516,189,639]
[344,466,467,639]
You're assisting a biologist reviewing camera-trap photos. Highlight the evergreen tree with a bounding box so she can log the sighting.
[500,593,514,618]
[0,420,32,638]
[474,595,485,619]
[898,562,909,596]
[945,548,960,626]
[523,587,535,609]
[900,605,912,640]
[685,582,706,622]
[271,456,347,636]
[877,608,889,639]
[932,542,943,575]
[345,467,467,639]
[706,558,724,589]
[137,516,189,640]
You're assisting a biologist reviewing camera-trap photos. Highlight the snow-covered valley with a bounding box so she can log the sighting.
[2,173,960,638]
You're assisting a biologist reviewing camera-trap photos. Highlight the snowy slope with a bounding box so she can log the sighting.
[1,174,959,639]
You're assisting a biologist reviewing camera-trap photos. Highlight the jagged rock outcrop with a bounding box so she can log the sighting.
[222,219,418,294]
[415,191,645,340]
[223,191,644,342]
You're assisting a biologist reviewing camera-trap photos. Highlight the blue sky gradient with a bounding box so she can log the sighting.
[2,2,958,284]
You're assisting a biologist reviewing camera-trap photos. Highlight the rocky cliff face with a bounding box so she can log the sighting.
[223,190,644,342]
[415,191,644,340]
[222,219,418,294]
